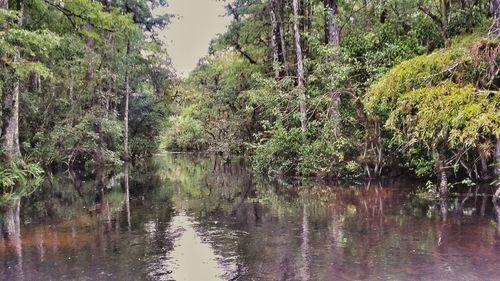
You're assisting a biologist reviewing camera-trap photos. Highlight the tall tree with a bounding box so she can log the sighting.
[1,0,22,161]
[0,0,22,237]
[324,0,341,137]
[124,41,131,160]
[292,0,307,133]
[269,0,282,79]
[277,0,288,73]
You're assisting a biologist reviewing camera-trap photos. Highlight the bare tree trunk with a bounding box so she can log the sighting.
[0,199,20,237]
[1,79,21,160]
[437,148,449,220]
[69,68,74,102]
[1,0,22,161]
[494,138,500,201]
[0,0,24,240]
[124,163,131,231]
[269,0,282,79]
[324,0,341,137]
[277,0,289,75]
[324,0,340,46]
[124,41,131,160]
[493,138,500,233]
[277,0,288,73]
[292,0,307,133]
[490,0,500,36]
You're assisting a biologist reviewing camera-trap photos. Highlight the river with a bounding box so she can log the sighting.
[1,154,499,280]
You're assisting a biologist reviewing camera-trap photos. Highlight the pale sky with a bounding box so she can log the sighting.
[156,0,231,77]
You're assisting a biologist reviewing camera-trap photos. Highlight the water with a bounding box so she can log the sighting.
[1,154,499,281]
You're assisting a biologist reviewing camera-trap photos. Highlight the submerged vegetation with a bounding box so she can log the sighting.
[164,0,500,213]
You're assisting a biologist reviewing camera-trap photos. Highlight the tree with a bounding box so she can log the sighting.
[269,0,283,79]
[419,0,451,47]
[292,0,307,133]
[365,39,500,218]
[323,0,341,137]
[0,0,172,235]
[491,0,500,36]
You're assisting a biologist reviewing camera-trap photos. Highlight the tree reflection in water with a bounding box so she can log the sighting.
[0,153,499,281]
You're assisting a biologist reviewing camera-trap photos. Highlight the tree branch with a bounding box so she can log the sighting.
[43,0,116,33]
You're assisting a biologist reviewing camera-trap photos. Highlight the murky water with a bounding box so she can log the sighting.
[1,154,499,281]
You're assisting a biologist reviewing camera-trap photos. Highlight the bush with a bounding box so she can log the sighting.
[253,128,363,179]
[253,128,303,176]
[162,112,208,151]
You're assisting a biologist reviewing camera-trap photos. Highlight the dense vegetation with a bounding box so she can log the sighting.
[1,0,500,235]
[0,0,173,235]
[164,0,499,214]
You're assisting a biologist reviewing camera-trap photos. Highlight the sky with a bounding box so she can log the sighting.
[156,0,231,77]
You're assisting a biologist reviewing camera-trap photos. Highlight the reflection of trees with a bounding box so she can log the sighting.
[494,192,500,234]
[154,154,255,219]
[4,155,499,280]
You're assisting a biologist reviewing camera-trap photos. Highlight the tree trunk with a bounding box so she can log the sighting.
[292,0,307,133]
[277,0,288,74]
[124,41,131,160]
[437,148,449,219]
[1,0,22,161]
[0,199,20,238]
[380,0,387,23]
[124,163,131,230]
[490,0,500,36]
[478,146,491,181]
[493,138,500,233]
[94,123,106,204]
[269,0,282,79]
[324,0,341,137]
[494,138,500,201]
[324,0,340,46]
[1,78,21,160]
[419,1,451,47]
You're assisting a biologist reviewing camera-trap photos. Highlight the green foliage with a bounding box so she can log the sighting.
[0,161,44,205]
[253,128,303,176]
[387,82,499,148]
[162,107,207,151]
[364,46,468,117]
[252,128,362,178]
[366,35,499,178]
[0,0,174,173]
[162,0,496,185]
[163,51,263,152]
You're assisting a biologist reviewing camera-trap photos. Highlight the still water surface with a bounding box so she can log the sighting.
[1,154,499,281]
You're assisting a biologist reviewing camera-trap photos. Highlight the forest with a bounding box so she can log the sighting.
[0,0,499,252]
[164,0,500,217]
[1,0,173,235]
[0,0,500,279]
